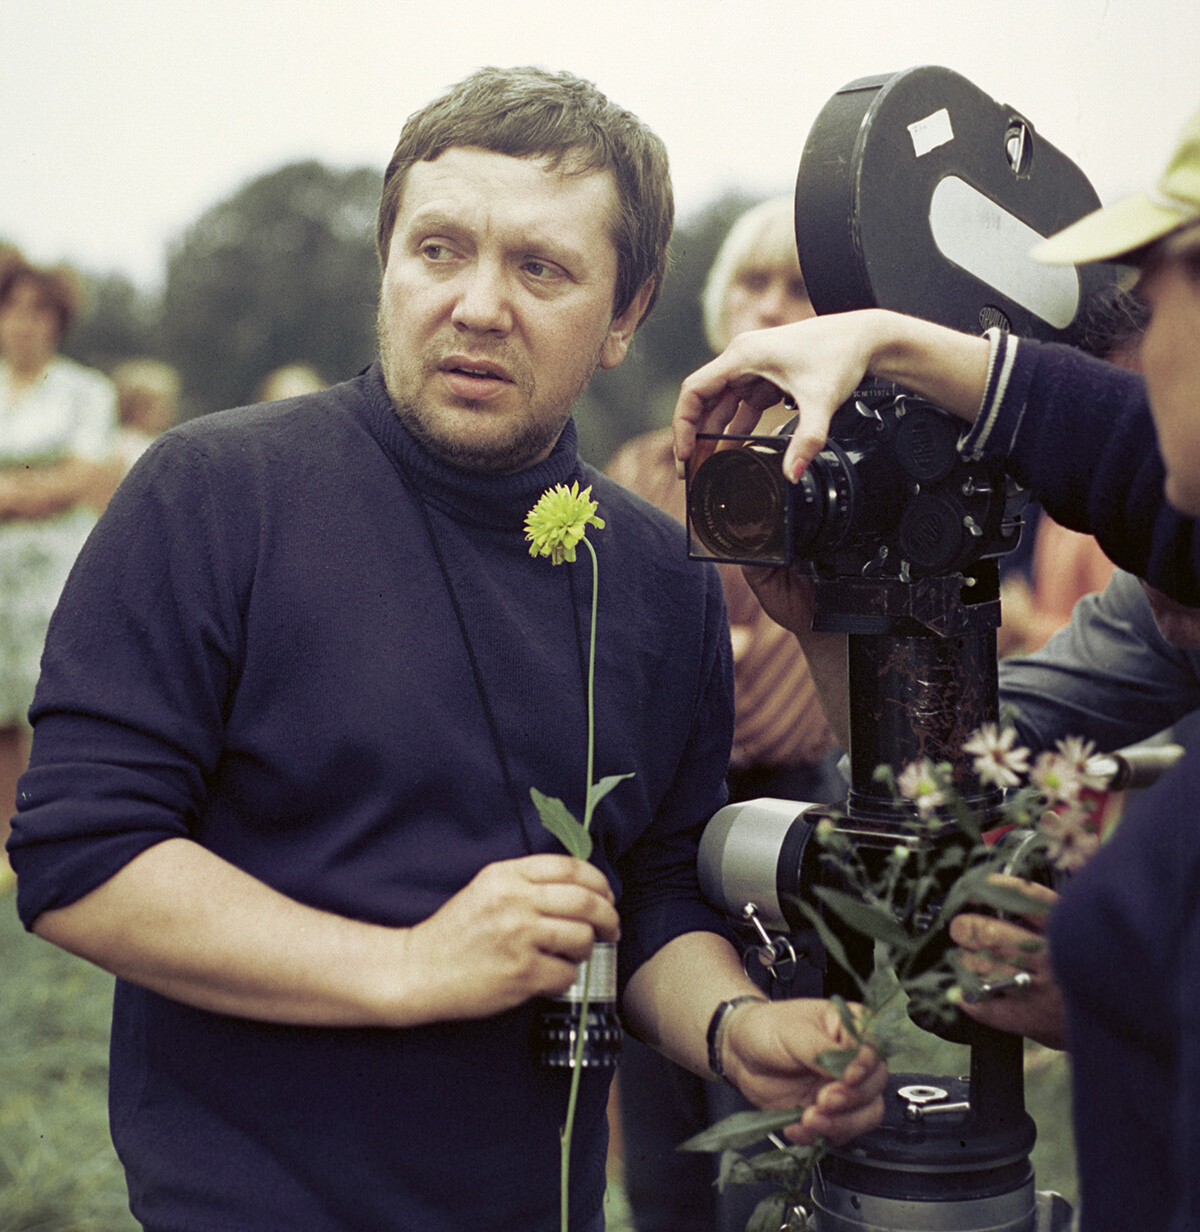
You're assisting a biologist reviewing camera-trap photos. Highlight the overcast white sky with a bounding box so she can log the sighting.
[3,0,1197,289]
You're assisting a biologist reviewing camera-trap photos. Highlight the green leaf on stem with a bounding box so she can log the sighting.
[829,993,862,1043]
[530,788,592,861]
[746,1193,791,1232]
[741,1144,824,1182]
[816,1046,859,1078]
[679,1105,807,1153]
[963,878,1052,919]
[939,866,1051,923]
[586,772,634,817]
[791,899,861,991]
[813,886,915,952]
[862,988,912,1060]
[716,1149,752,1191]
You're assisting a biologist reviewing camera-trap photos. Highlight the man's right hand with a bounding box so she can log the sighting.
[402,854,620,1021]
[33,840,618,1030]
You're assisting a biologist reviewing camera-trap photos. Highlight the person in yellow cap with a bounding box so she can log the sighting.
[671,104,1200,1231]
[1030,106,1200,265]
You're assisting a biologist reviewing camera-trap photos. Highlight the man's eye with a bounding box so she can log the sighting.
[422,243,452,261]
[523,259,559,279]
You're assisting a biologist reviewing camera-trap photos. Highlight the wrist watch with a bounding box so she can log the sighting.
[706,994,768,1082]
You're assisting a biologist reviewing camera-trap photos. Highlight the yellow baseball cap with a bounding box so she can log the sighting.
[1033,105,1200,266]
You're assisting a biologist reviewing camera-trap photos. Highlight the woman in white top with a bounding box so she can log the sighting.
[0,254,116,881]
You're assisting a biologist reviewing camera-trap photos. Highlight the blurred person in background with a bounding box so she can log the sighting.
[0,253,115,890]
[607,196,842,1232]
[609,196,842,808]
[83,356,183,512]
[255,362,328,403]
[110,357,182,471]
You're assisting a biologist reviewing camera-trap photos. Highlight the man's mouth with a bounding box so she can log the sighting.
[441,358,511,382]
[437,356,516,402]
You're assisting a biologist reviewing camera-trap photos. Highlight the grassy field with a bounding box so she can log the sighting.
[1,891,1075,1231]
[0,893,138,1232]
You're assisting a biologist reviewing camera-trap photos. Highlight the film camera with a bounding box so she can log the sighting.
[687,388,1023,580]
[689,66,1122,1231]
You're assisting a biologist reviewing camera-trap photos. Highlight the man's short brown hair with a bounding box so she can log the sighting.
[376,66,673,326]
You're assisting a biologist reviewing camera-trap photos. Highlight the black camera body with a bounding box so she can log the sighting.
[688,387,1024,580]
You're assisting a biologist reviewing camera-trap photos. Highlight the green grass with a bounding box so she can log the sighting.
[1,890,1074,1230]
[0,893,138,1232]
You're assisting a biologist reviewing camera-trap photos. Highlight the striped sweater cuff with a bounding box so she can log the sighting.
[961,327,1021,460]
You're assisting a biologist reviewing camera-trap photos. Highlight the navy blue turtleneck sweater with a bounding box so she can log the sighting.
[10,363,735,1231]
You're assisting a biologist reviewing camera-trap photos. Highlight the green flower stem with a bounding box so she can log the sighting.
[560,956,593,1232]
[562,536,598,1232]
[524,487,617,1232]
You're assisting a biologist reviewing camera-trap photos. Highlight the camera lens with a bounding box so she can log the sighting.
[689,445,789,563]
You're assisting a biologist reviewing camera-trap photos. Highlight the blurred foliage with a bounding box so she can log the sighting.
[158,160,381,417]
[63,273,161,377]
[22,162,765,466]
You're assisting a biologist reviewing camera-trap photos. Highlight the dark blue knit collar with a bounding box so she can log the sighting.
[359,361,584,530]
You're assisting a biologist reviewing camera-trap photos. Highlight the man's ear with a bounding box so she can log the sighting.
[598,282,655,370]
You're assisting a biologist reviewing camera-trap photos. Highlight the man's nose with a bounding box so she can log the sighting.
[451,261,513,334]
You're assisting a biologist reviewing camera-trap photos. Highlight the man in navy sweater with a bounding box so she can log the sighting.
[6,67,886,1232]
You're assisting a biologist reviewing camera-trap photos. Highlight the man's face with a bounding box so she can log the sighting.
[723,264,814,341]
[378,147,648,473]
[1139,249,1200,515]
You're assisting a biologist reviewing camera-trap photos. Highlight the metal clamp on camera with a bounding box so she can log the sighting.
[688,65,1124,1232]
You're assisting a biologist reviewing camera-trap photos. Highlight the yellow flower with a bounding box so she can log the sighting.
[524,482,605,566]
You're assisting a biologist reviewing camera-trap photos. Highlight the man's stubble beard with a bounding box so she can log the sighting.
[376,303,601,475]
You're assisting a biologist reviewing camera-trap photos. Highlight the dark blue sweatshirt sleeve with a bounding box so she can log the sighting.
[962,334,1200,605]
[611,563,736,990]
[9,433,246,927]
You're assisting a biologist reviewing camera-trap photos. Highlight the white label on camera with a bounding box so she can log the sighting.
[909,108,955,158]
[929,175,1081,329]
